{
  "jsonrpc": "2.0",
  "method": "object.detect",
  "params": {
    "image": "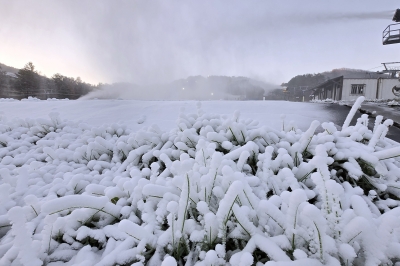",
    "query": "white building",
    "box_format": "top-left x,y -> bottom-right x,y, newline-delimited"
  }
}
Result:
312,76 -> 400,101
